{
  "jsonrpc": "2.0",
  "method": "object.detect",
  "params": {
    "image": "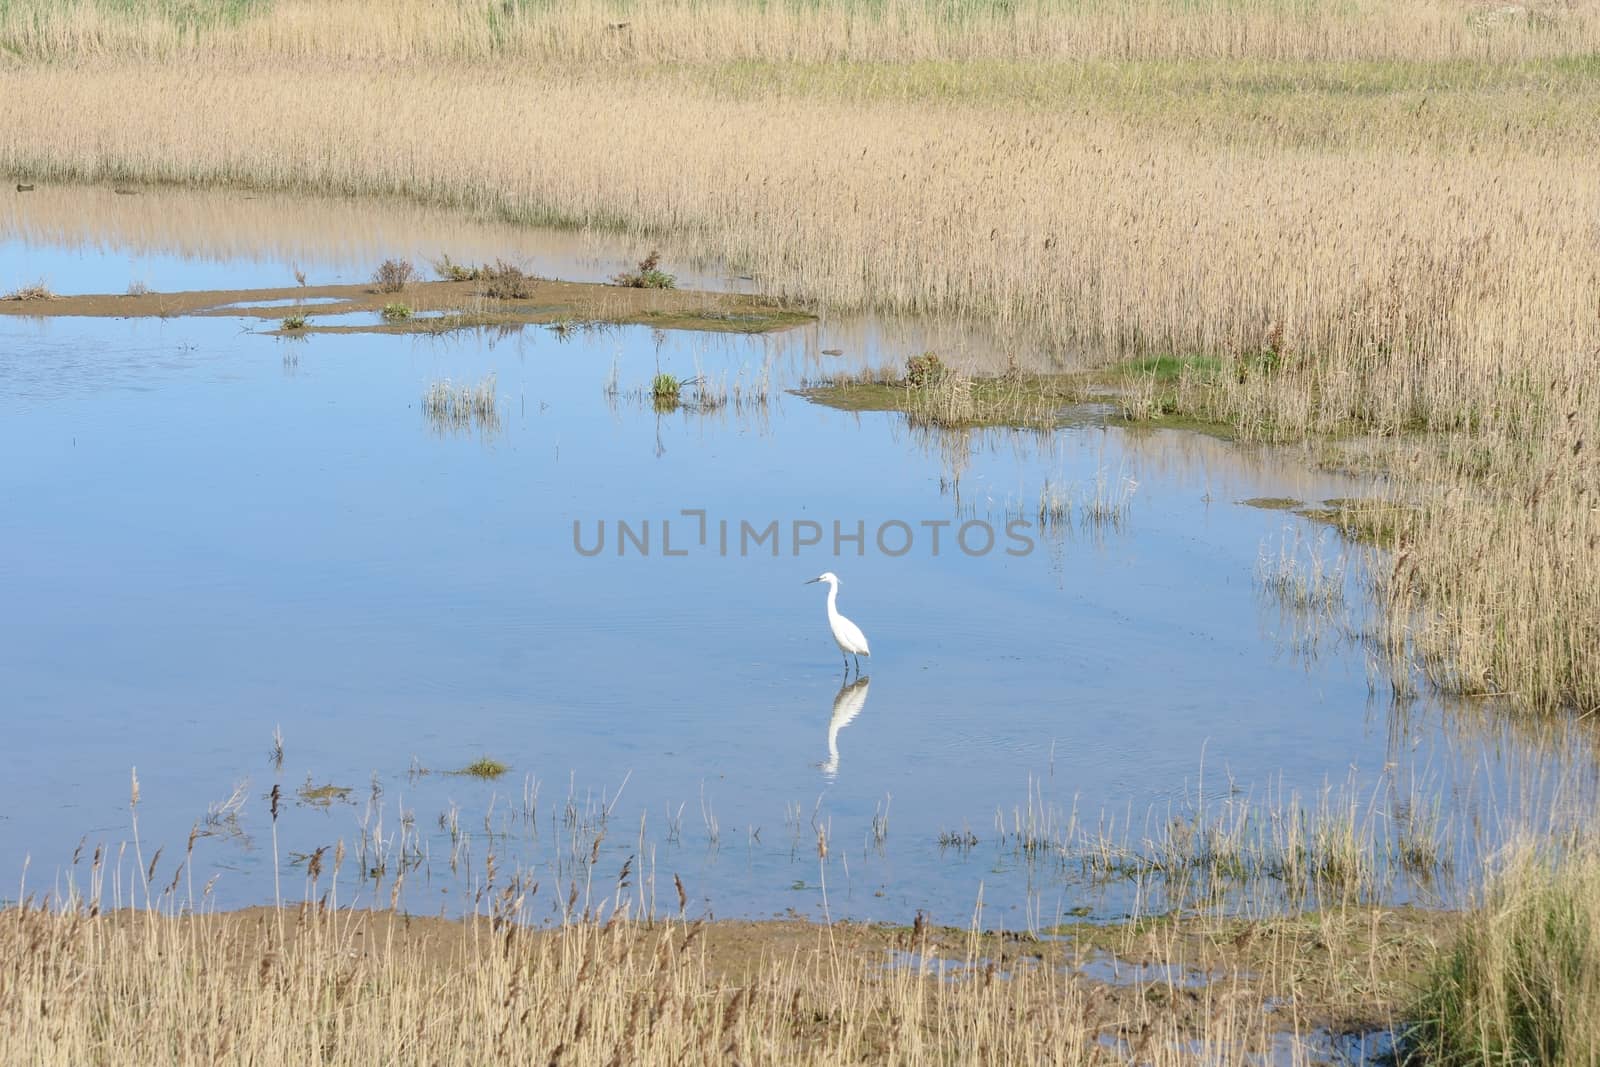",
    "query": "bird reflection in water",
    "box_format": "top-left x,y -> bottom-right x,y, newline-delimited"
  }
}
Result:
821,674 -> 871,781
